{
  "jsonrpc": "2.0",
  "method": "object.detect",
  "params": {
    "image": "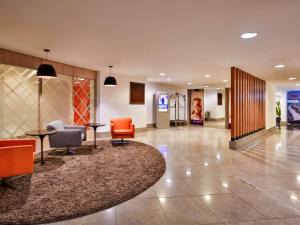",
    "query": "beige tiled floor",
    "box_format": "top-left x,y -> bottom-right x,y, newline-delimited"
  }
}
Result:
45,126 -> 300,225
